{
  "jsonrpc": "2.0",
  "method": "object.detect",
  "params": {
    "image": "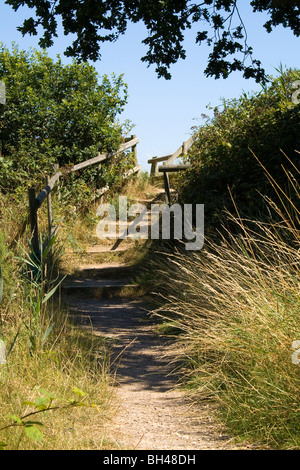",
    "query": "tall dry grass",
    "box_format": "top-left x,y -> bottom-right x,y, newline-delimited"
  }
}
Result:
0,195 -> 118,450
152,156 -> 300,449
